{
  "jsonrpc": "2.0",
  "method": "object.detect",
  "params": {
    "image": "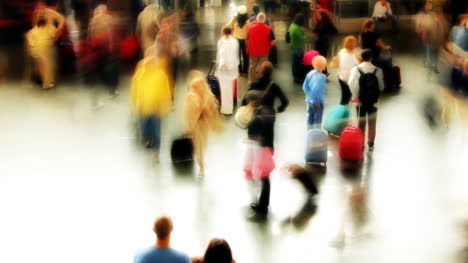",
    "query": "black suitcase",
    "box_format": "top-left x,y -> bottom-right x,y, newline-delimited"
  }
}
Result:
170,136 -> 194,163
207,61 -> 221,102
